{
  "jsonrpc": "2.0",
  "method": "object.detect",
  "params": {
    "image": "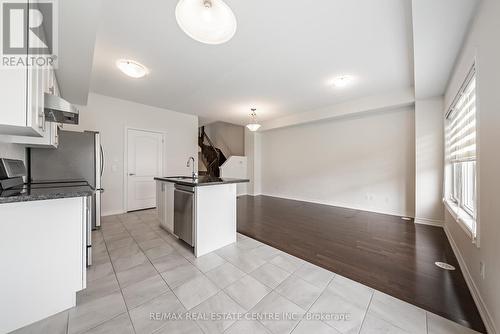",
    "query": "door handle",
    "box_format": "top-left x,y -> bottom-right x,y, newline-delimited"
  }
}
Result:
129,173 -> 135,176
